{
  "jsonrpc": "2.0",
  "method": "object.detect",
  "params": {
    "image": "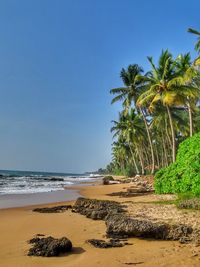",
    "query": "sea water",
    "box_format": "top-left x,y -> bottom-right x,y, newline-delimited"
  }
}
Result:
0,169 -> 99,195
